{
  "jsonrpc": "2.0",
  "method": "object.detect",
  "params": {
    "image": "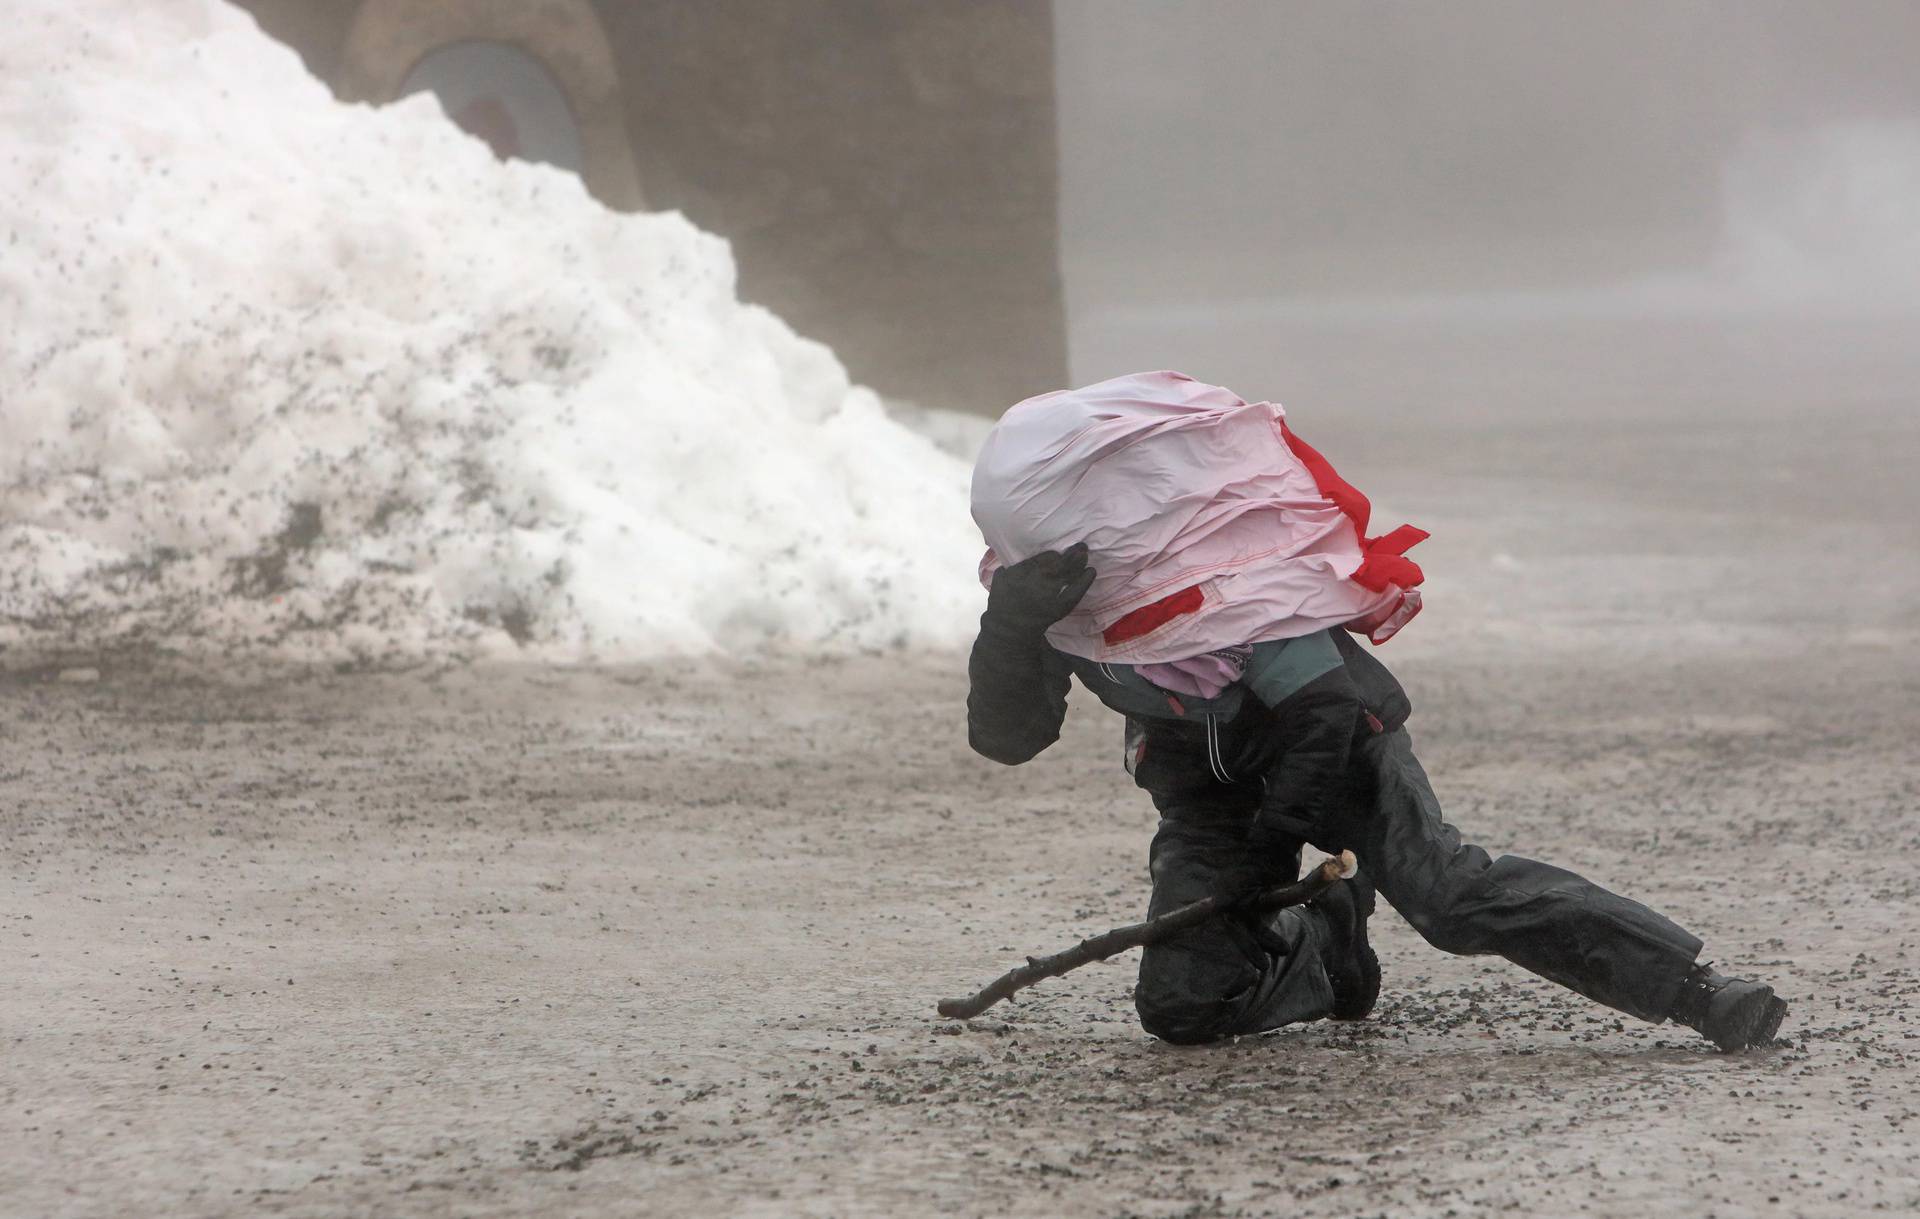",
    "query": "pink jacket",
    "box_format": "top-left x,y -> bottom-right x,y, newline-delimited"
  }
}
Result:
971,371 -> 1426,666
